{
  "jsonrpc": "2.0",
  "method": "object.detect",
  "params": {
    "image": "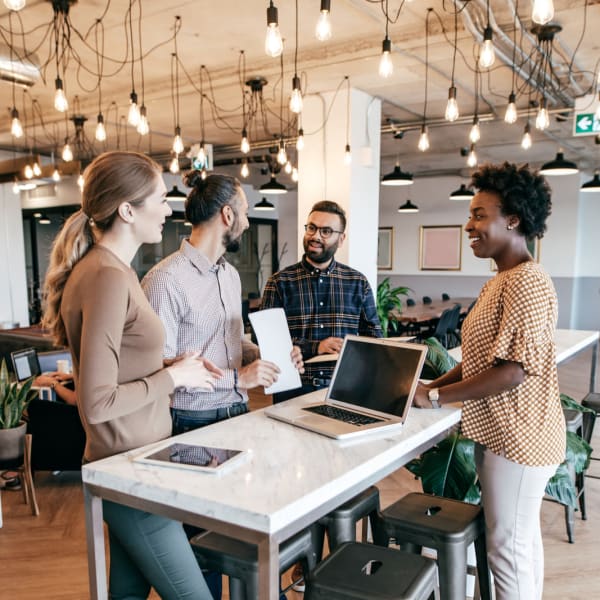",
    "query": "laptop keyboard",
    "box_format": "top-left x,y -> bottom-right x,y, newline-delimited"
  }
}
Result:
303,404 -> 383,426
